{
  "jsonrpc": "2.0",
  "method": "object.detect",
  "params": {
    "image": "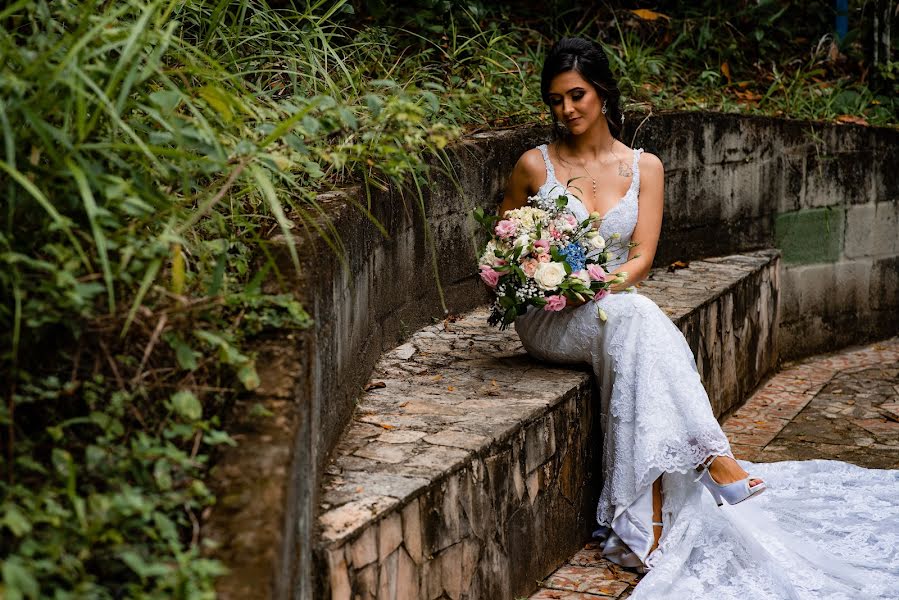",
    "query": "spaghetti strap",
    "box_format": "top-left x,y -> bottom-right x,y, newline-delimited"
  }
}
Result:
630,148 -> 644,196
537,144 -> 557,183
